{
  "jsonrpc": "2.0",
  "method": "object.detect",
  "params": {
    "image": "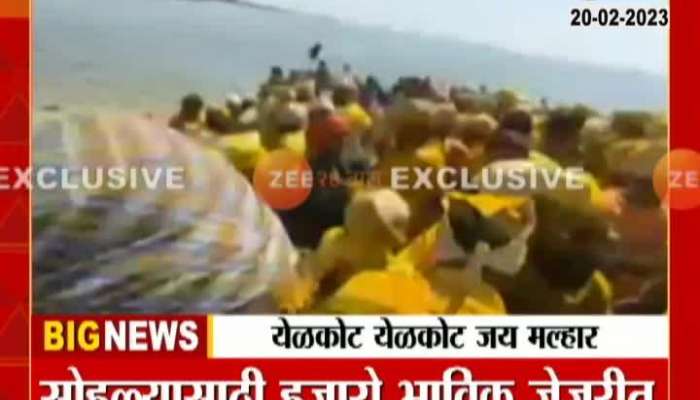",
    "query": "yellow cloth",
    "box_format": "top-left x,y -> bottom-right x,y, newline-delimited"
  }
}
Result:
217,131 -> 267,172
393,220 -> 441,273
562,271 -> 614,314
321,266 -> 449,314
374,140 -> 446,237
395,191 -> 530,273
448,192 -> 528,219
279,130 -> 306,157
415,140 -> 446,167
317,224 -> 509,314
339,103 -> 373,133
455,282 -> 507,314
314,227 -> 393,279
